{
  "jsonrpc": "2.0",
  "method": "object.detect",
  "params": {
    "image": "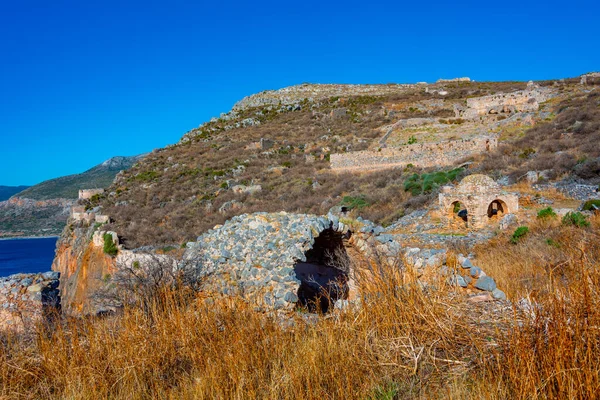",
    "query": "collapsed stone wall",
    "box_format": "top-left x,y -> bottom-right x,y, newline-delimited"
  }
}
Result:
330,136 -> 497,171
0,272 -> 60,333
459,87 -> 555,118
